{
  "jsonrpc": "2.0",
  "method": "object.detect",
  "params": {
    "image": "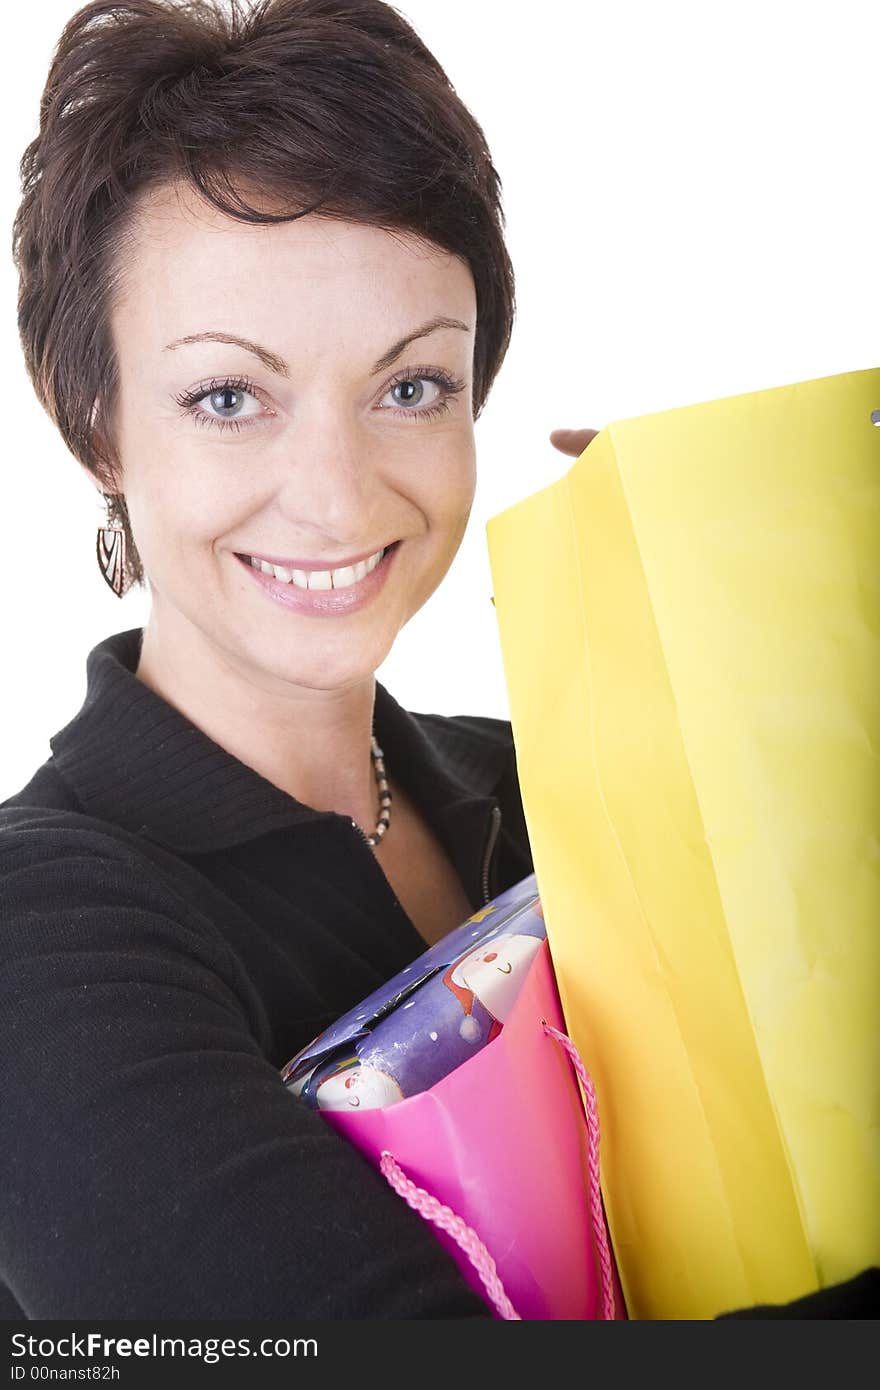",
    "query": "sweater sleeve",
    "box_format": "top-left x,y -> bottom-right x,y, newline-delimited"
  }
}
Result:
0,823 -> 492,1320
